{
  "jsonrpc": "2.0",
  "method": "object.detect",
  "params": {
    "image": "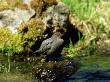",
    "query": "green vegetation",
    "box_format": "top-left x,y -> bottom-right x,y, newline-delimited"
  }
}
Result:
0,27 -> 23,54
62,0 -> 100,20
18,19 -> 47,55
60,0 -> 110,75
61,0 -> 110,57
0,0 -> 110,81
0,0 -> 28,11
0,19 -> 47,56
